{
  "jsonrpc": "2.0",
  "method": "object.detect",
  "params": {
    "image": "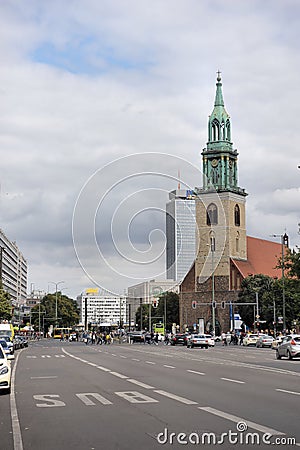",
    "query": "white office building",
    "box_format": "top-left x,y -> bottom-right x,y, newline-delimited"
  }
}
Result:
166,189 -> 197,281
78,289 -> 126,328
0,228 -> 27,304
